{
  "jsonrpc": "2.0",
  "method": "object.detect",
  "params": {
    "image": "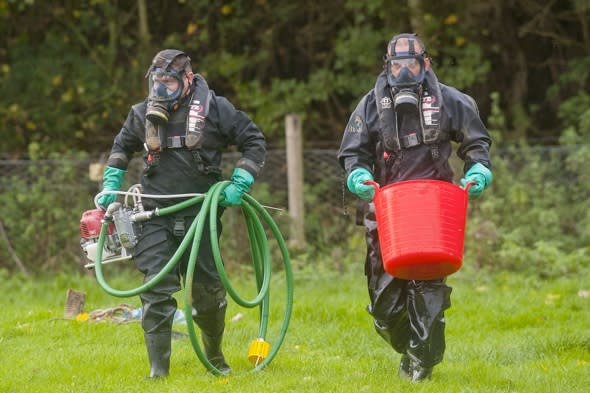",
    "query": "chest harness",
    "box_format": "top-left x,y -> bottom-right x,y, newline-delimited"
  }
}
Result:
144,74 -> 212,174
374,70 -> 444,160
